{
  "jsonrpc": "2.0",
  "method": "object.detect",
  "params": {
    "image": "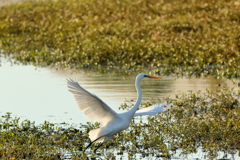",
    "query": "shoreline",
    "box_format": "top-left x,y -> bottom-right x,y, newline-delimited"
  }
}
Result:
0,0 -> 23,7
